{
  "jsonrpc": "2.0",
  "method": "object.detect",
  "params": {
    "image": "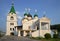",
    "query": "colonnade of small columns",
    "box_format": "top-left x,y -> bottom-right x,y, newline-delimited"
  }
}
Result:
15,27 -> 32,37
